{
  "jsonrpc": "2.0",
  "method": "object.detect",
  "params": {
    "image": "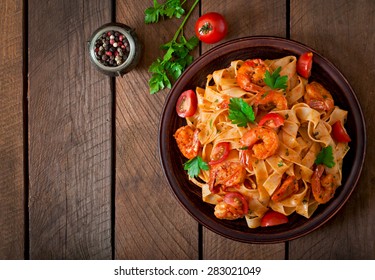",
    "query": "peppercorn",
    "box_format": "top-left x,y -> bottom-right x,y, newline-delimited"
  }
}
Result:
93,30 -> 131,67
